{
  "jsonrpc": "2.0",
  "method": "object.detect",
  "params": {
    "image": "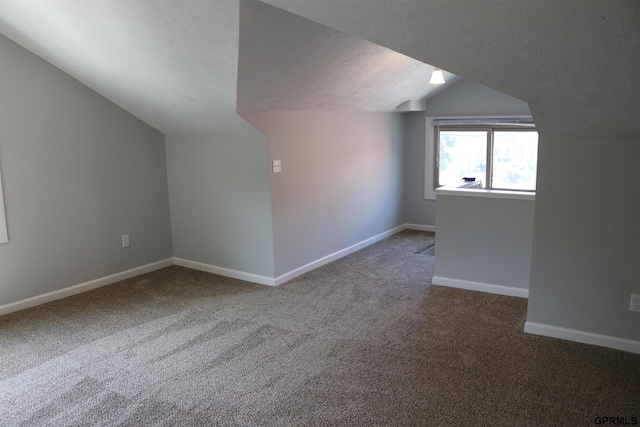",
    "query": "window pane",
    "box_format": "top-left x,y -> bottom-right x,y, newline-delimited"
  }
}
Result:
438,130 -> 487,187
491,131 -> 538,191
